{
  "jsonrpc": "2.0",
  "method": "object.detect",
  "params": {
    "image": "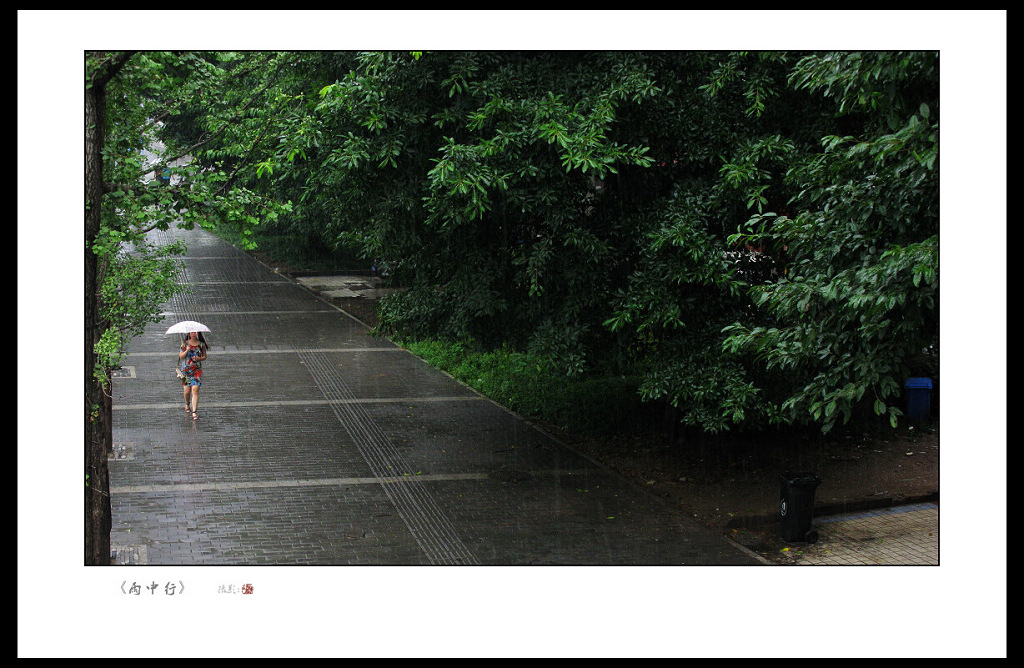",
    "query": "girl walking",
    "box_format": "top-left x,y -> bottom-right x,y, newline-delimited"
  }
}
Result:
179,331 -> 208,420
